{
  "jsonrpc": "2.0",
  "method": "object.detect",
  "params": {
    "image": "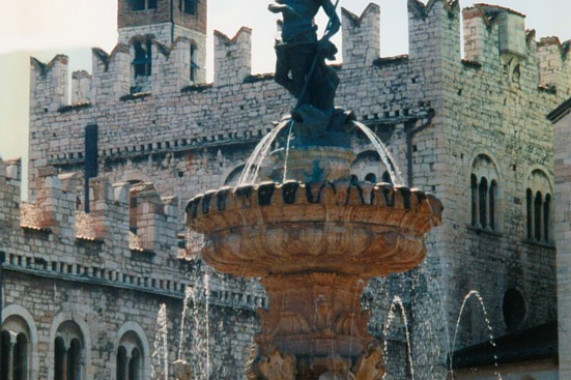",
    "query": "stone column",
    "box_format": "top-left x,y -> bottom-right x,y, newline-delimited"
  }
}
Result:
7,332 -> 17,380
124,352 -> 132,380
62,346 -> 68,380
